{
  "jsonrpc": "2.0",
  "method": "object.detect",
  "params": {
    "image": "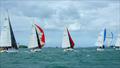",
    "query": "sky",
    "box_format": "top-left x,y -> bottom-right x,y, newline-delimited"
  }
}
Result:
0,0 -> 120,47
